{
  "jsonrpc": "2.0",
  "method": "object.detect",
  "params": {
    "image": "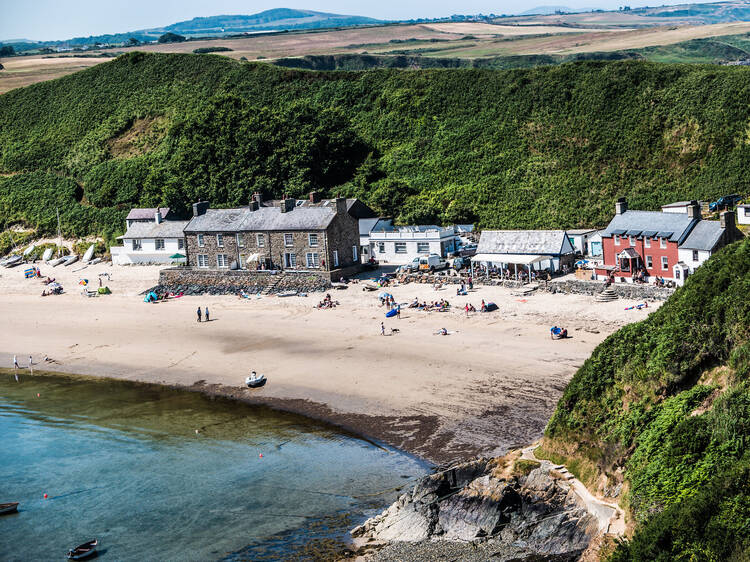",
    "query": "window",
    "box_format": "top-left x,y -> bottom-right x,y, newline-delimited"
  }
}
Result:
132,239 -> 142,251
155,239 -> 165,250
629,236 -> 635,247
308,233 -> 318,247
692,250 -> 699,262
284,233 -> 294,247
256,233 -> 265,247
197,254 -> 208,268
417,242 -> 430,253
178,239 -> 184,250
644,237 -> 651,248
660,237 -> 666,249
306,252 -> 319,268
352,245 -> 358,262
284,253 -> 296,268
378,242 -> 385,254
745,207 -> 750,217
614,235 -> 620,246
661,256 -> 669,270
646,255 -> 653,269
333,250 -> 339,267
217,254 -> 228,268
236,233 -> 244,247
216,234 -> 224,247
197,234 -> 205,247
238,254 -> 245,269
394,242 -> 407,254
